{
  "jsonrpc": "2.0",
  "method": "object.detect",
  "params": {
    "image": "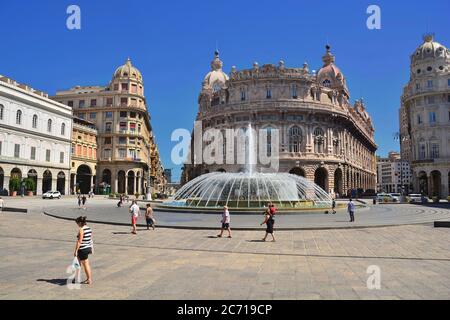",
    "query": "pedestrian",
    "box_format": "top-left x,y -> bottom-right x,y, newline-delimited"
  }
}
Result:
217,206 -> 232,238
261,208 -> 276,242
129,200 -> 140,234
117,195 -> 123,207
268,202 -> 276,215
332,199 -> 336,214
73,216 -> 93,285
0,197 -> 4,212
81,194 -> 87,210
77,194 -> 82,208
347,198 -> 356,222
145,204 -> 156,230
